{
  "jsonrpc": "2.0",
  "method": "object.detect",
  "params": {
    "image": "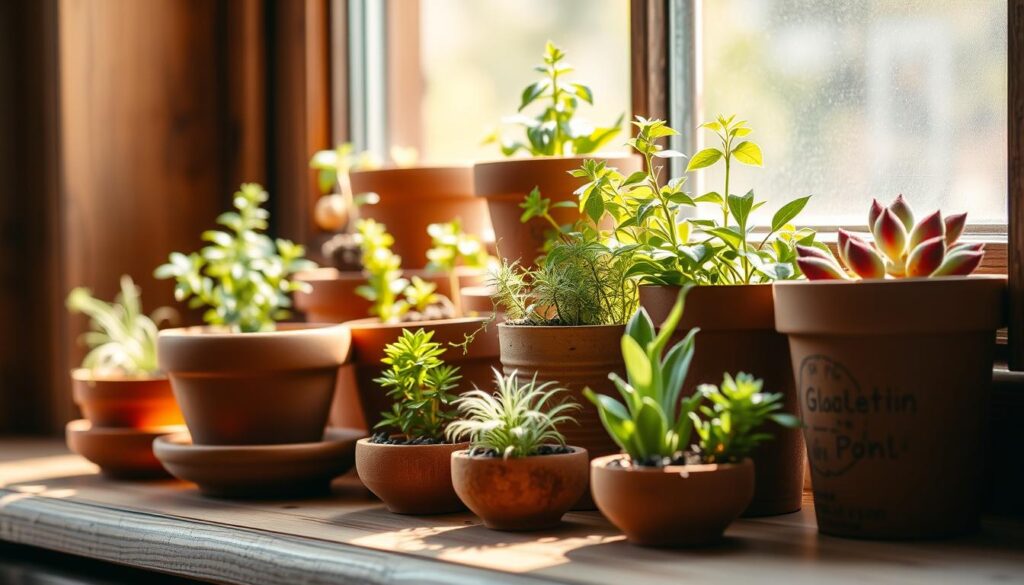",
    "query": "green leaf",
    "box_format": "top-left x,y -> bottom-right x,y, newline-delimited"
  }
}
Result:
727,191 -> 755,230
770,196 -> 812,232
653,149 -> 687,159
571,83 -> 593,105
685,148 -> 723,171
694,192 -> 723,205
634,398 -> 668,457
621,335 -> 652,391
519,80 -> 549,111
732,141 -> 763,166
